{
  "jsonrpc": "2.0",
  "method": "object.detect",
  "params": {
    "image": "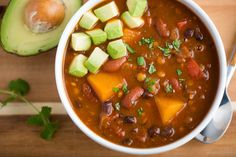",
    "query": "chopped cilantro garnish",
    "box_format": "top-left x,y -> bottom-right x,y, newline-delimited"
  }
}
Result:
112,87 -> 120,93
176,69 -> 182,76
137,107 -> 144,117
165,83 -> 173,93
158,46 -> 171,57
139,37 -> 155,49
124,43 -> 136,54
114,103 -> 121,111
148,63 -> 157,74
137,56 -> 146,66
122,84 -> 129,94
145,78 -> 157,92
172,39 -> 182,51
